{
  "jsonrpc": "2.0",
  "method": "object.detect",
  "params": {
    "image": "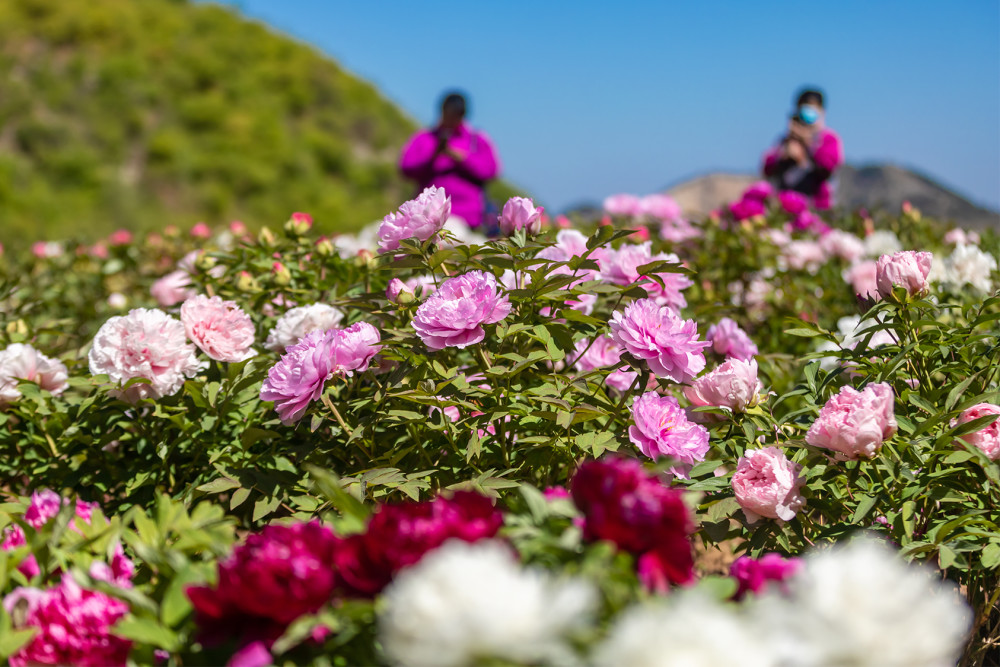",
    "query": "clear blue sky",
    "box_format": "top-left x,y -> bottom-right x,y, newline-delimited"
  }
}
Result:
214,0 -> 1000,212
